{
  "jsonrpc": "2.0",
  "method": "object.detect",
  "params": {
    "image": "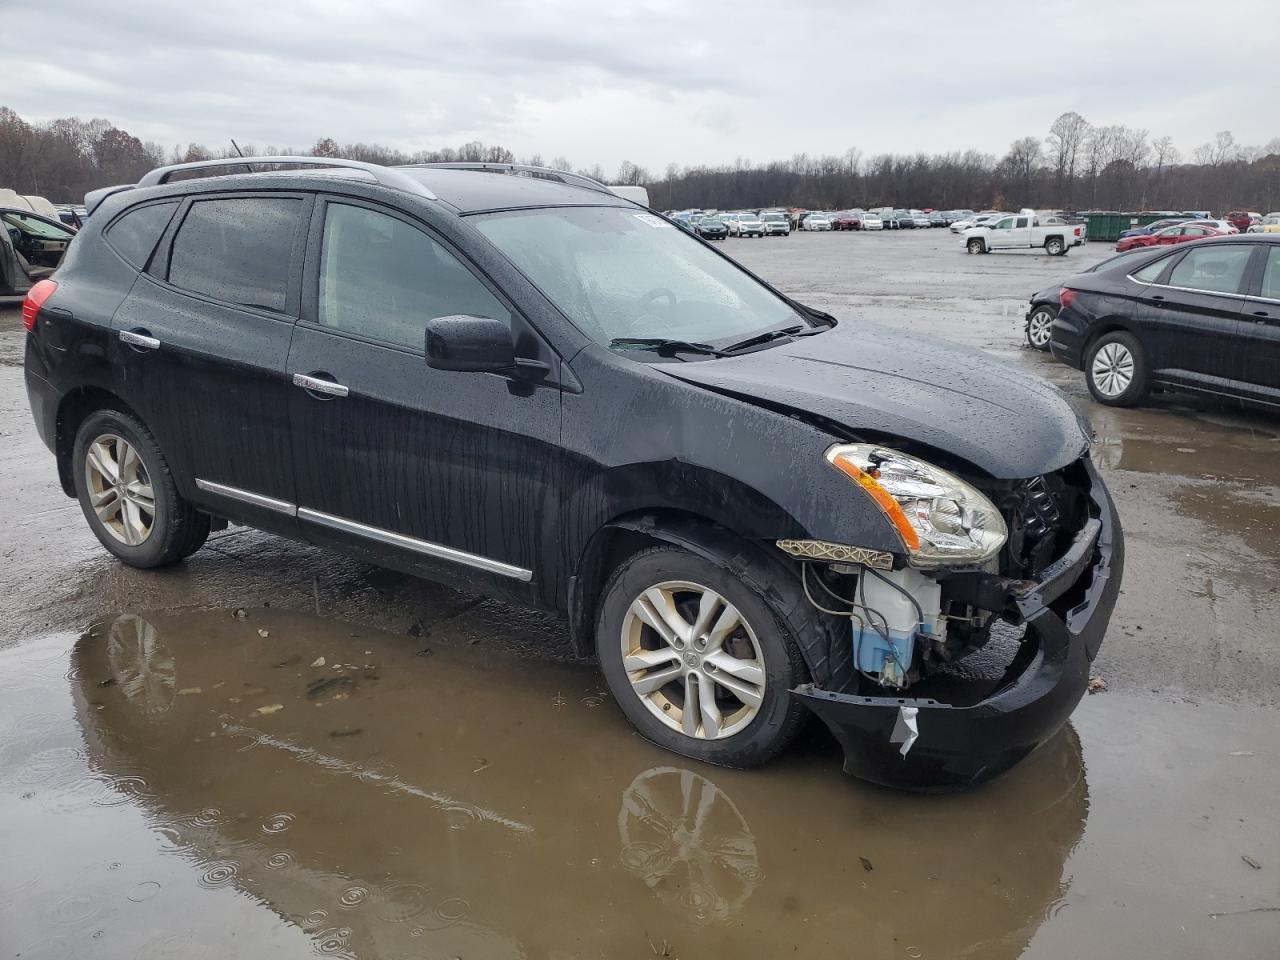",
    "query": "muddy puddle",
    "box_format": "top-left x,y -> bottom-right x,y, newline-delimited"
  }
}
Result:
2,609 -> 1277,959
